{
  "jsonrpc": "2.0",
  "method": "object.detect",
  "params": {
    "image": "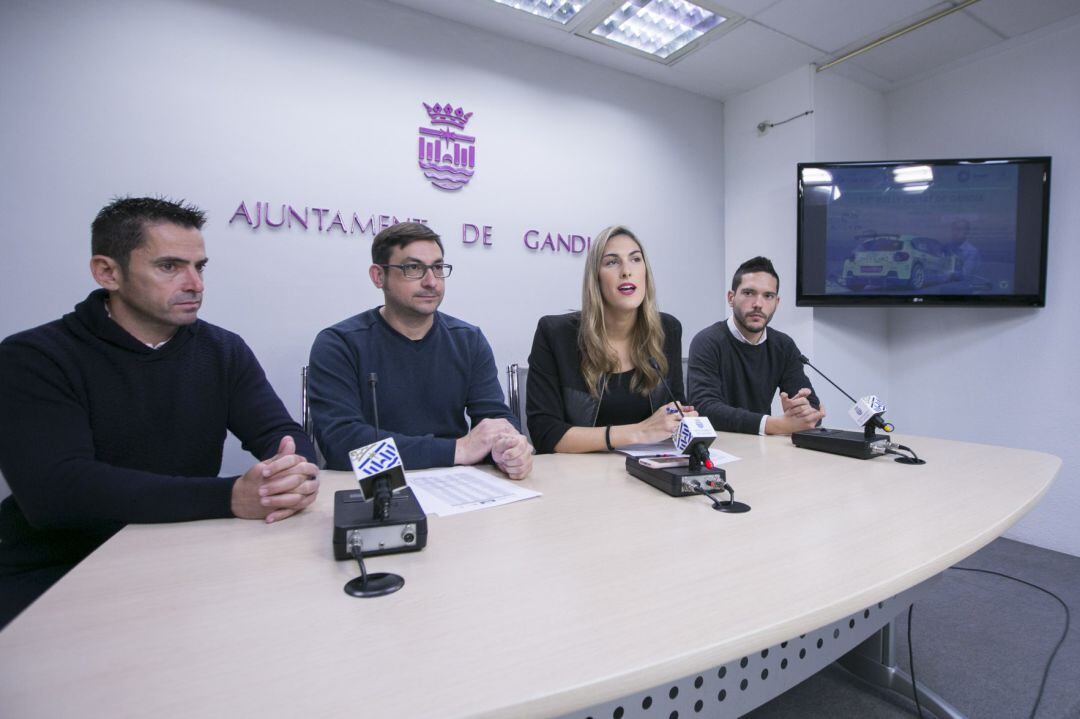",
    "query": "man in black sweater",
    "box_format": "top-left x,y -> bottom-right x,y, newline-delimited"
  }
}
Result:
688,256 -> 825,435
0,197 -> 319,630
